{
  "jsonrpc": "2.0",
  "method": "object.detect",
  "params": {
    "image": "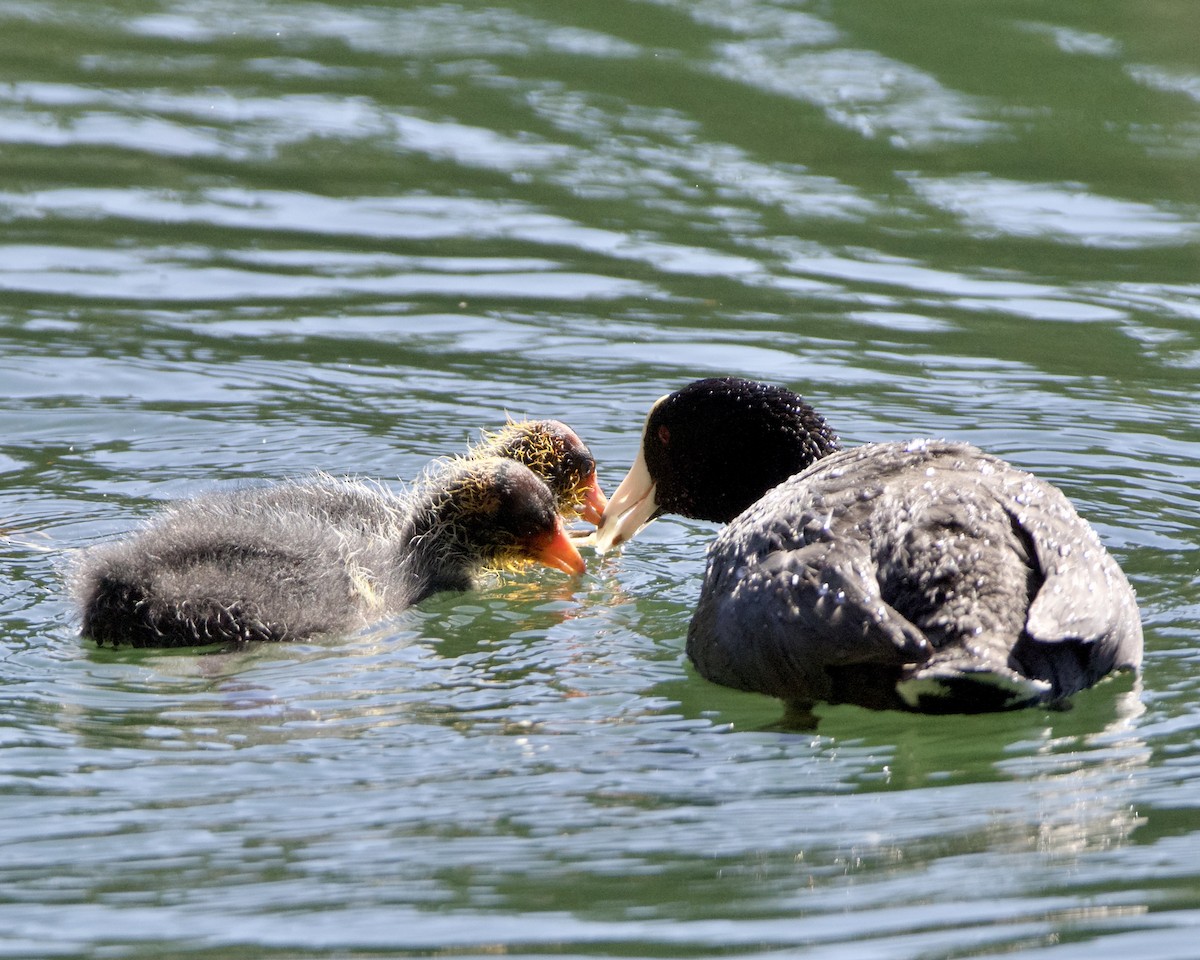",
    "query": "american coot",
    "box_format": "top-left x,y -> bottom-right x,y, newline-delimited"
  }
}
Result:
467,418 -> 607,524
74,425 -> 594,648
595,377 -> 1142,714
